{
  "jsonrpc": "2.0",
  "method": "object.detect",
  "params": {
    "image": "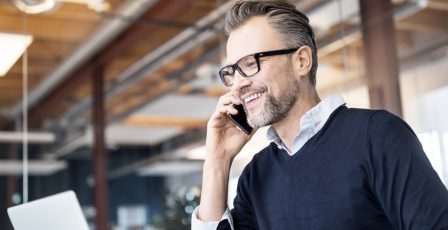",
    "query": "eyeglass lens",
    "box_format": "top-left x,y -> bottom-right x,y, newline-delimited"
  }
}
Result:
220,55 -> 259,86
